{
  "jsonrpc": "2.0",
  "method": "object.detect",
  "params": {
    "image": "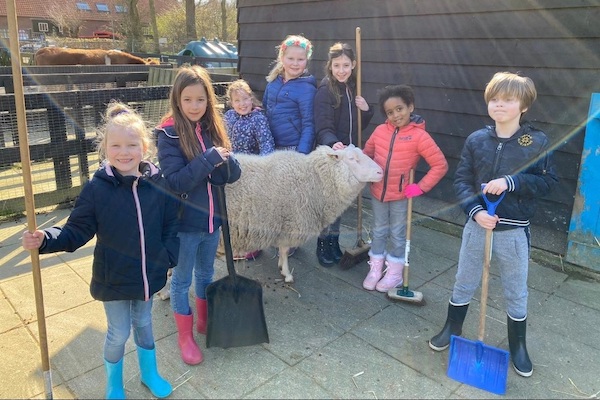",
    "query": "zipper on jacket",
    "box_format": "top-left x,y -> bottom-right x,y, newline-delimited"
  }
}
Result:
491,141 -> 504,178
380,127 -> 399,201
345,85 -> 353,145
195,123 -> 215,233
132,178 -> 150,301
